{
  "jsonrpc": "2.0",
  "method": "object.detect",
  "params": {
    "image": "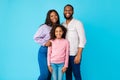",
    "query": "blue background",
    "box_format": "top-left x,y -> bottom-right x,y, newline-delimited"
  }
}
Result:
0,0 -> 120,80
